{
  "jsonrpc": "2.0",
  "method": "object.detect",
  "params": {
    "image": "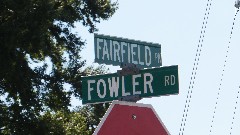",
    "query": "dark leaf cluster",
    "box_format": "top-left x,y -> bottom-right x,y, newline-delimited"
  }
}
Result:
0,0 -> 117,134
